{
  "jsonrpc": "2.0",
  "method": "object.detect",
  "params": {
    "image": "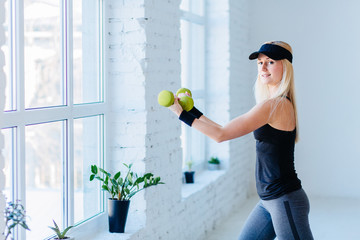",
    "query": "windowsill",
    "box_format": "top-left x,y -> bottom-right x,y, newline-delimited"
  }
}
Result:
71,170 -> 225,240
70,210 -> 145,240
181,169 -> 226,199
